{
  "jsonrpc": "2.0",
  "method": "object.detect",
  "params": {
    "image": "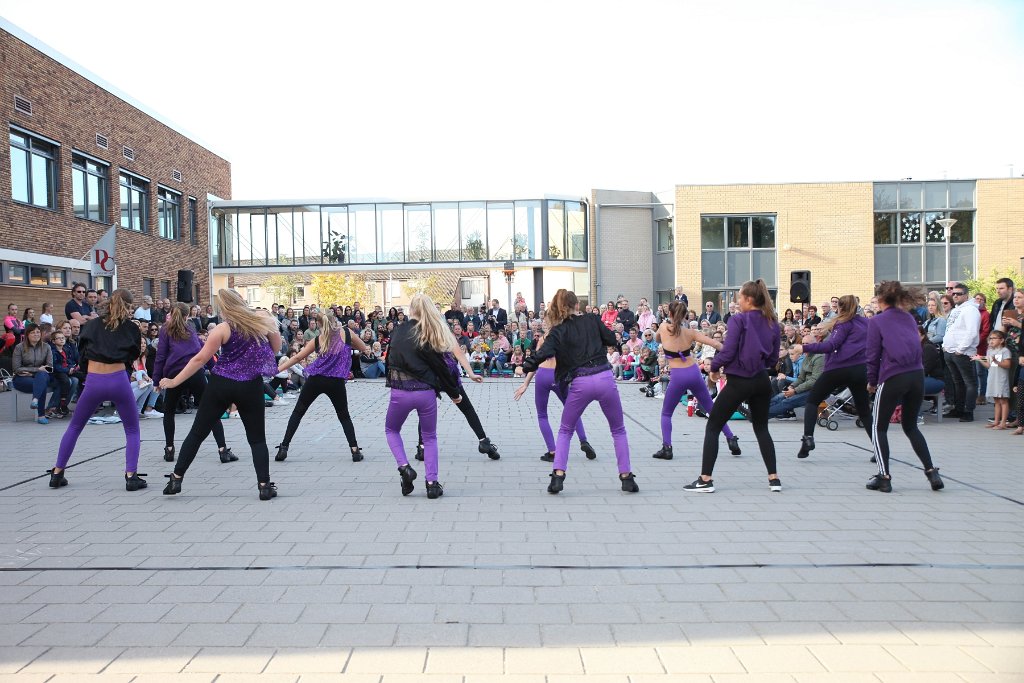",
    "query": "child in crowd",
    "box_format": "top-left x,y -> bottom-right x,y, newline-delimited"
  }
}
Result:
608,346 -> 622,379
39,303 -> 54,326
509,347 -> 524,377
974,330 -> 1012,429
470,346 -> 487,375
620,344 -> 635,380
